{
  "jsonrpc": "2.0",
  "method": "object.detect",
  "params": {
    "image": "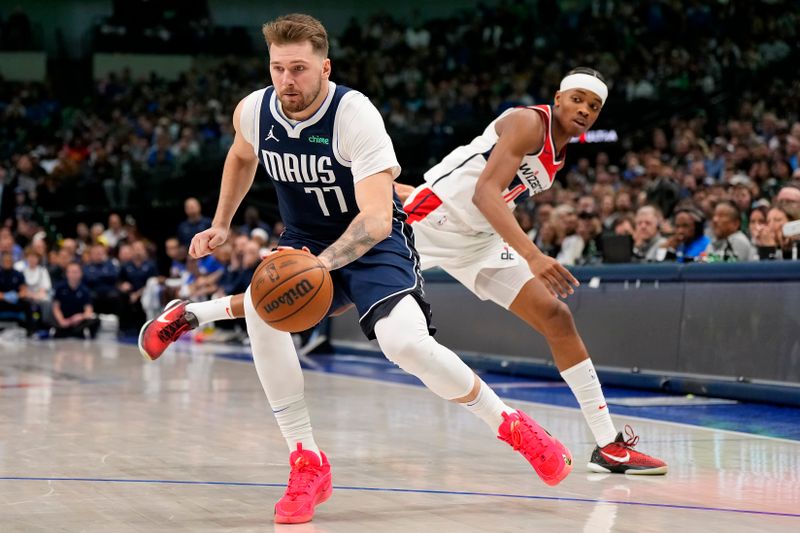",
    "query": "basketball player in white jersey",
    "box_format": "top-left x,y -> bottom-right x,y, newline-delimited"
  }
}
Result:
398,68 -> 666,475
141,63 -> 666,486
142,14 -> 573,524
